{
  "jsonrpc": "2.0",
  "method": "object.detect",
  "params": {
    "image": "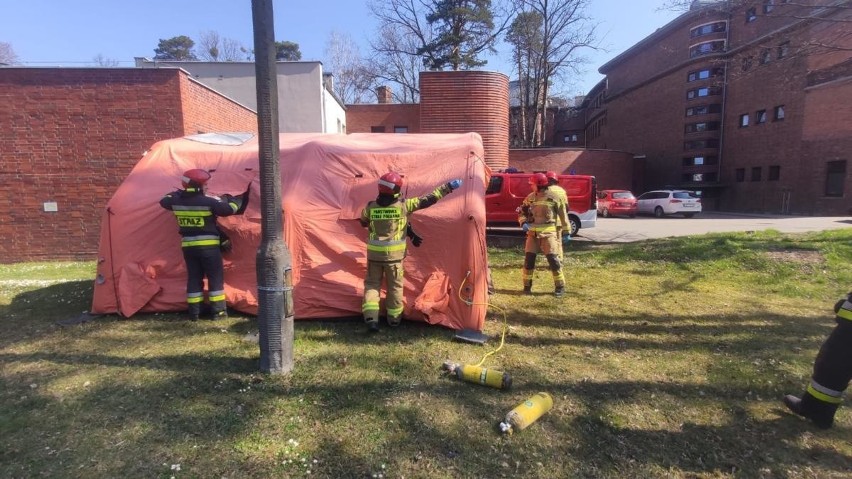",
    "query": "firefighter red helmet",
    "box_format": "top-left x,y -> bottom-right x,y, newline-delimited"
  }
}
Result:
378,171 -> 403,196
545,171 -> 558,181
181,169 -> 211,189
530,173 -> 548,188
